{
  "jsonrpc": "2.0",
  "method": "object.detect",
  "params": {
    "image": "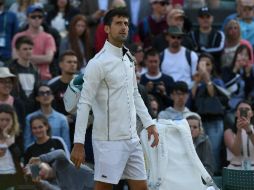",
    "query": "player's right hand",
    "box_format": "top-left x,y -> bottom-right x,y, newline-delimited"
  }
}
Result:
70,143 -> 85,169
